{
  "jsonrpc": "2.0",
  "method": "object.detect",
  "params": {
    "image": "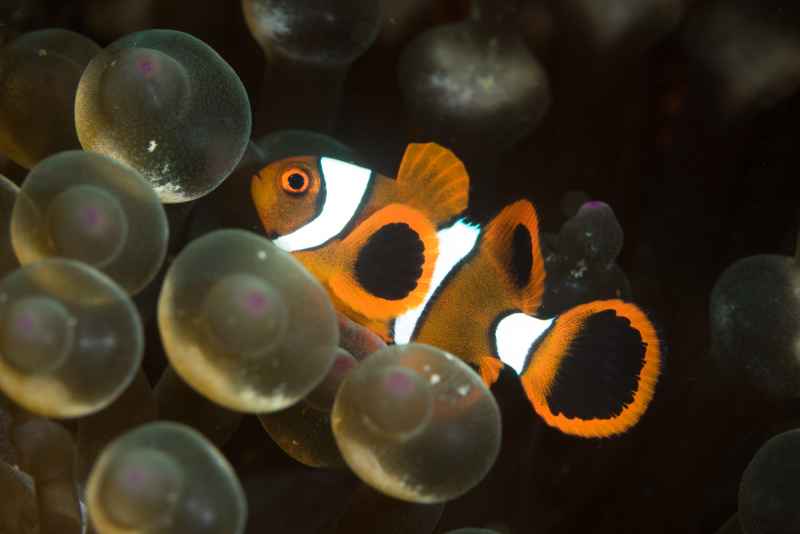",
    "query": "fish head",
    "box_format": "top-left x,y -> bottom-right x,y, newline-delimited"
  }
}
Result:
251,155 -> 324,239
